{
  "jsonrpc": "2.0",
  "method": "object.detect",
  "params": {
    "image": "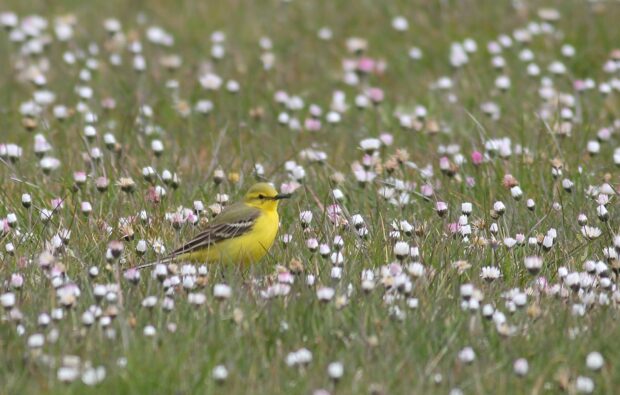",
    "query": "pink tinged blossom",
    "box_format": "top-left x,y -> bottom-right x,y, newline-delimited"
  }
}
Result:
280,181 -> 301,194
34,134 -> 52,155
421,184 -> 434,198
535,277 -> 548,291
51,198 -> 64,210
436,201 -> 448,216
573,79 -> 588,91
186,212 -> 198,225
123,268 -> 140,284
10,273 -> 24,289
304,118 -> 322,131
327,204 -> 342,223
388,262 -> 403,277
379,132 -> 393,146
146,186 -> 161,203
356,57 -> 375,74
261,283 -> 291,299
317,287 -> 335,302
439,156 -> 450,171
73,171 -> 87,184
367,87 -> 384,103
1,219 -> 9,234
278,271 -> 295,284
471,151 -> 484,165
447,223 -> 460,234
374,60 -> 387,74
465,177 -> 476,187
361,154 -> 375,168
